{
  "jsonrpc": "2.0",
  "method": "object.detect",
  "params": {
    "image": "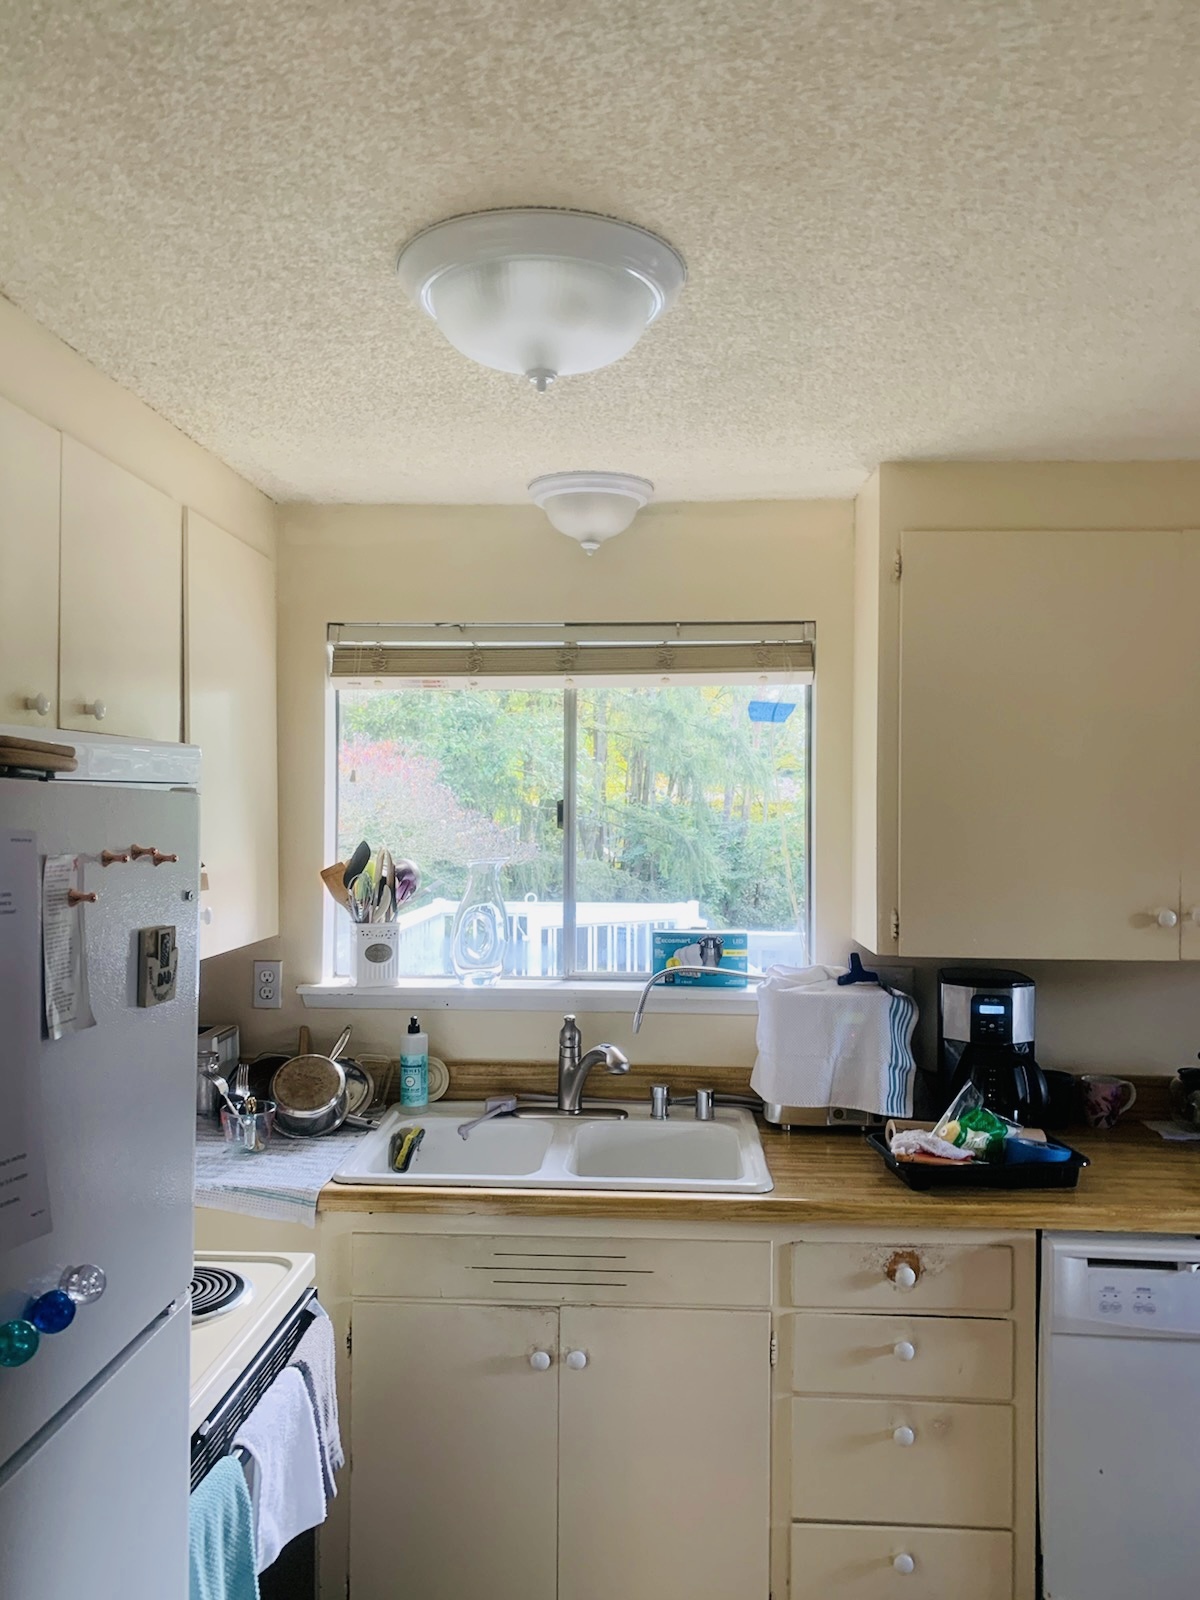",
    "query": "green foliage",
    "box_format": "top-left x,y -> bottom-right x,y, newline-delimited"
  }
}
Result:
338,683 -> 808,933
